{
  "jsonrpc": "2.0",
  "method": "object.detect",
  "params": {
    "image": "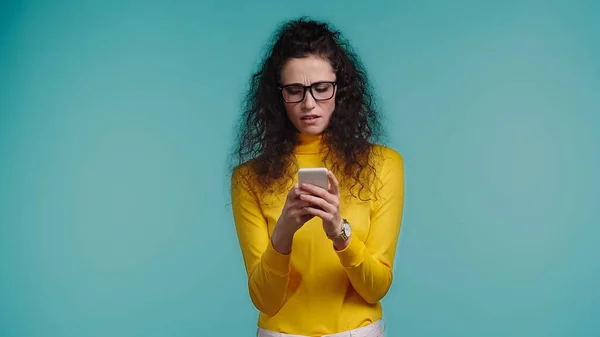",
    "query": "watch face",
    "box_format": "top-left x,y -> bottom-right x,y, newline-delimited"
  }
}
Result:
343,222 -> 351,236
